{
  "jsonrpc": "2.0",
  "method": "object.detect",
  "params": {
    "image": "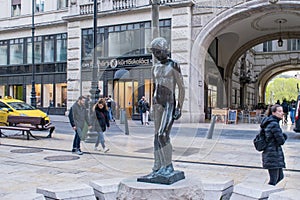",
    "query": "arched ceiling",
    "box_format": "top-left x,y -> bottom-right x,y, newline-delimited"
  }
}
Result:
204,0 -> 300,77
